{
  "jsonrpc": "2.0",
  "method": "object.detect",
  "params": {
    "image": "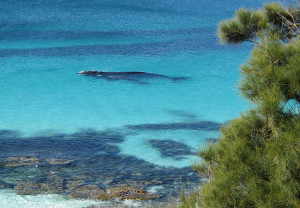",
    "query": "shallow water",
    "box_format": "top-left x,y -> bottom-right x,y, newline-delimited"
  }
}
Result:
0,0 -> 265,206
